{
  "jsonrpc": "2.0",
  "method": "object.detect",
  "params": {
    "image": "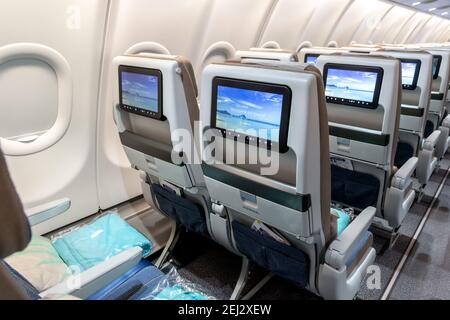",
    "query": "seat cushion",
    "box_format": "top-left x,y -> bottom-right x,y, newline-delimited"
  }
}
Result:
87,260 -> 164,300
331,165 -> 380,210
394,142 -> 415,168
424,120 -> 435,139
1,260 -> 41,300
5,235 -> 71,292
